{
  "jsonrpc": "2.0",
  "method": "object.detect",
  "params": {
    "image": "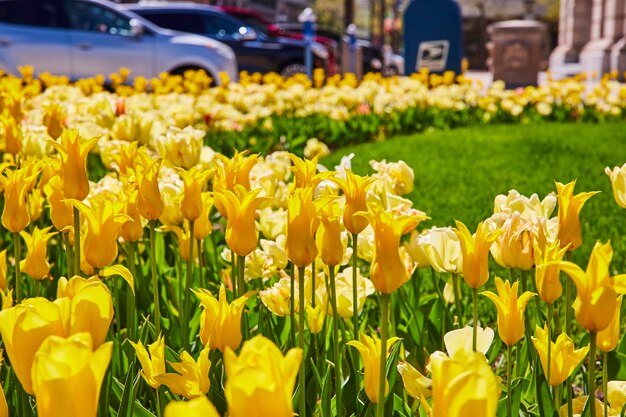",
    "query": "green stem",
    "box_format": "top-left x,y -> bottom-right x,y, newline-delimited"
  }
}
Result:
13,231 -> 21,302
377,293 -> 391,417
548,302 -> 553,388
150,220 -> 161,336
298,265 -> 307,417
126,242 -> 137,341
507,343 -> 513,417
352,233 -> 359,340
472,287 -> 478,351
329,267 -> 343,417
155,386 -> 162,417
238,254 -> 249,340
589,331 -> 597,417
290,263 -> 295,348
431,270 -> 454,327
73,206 -> 81,277
602,352 -> 609,417
231,251 -> 237,297
197,238 -> 204,289
565,255 -> 573,417
63,231 -> 73,277
183,220 -> 195,349
453,274 -> 463,328
311,260 -> 316,307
